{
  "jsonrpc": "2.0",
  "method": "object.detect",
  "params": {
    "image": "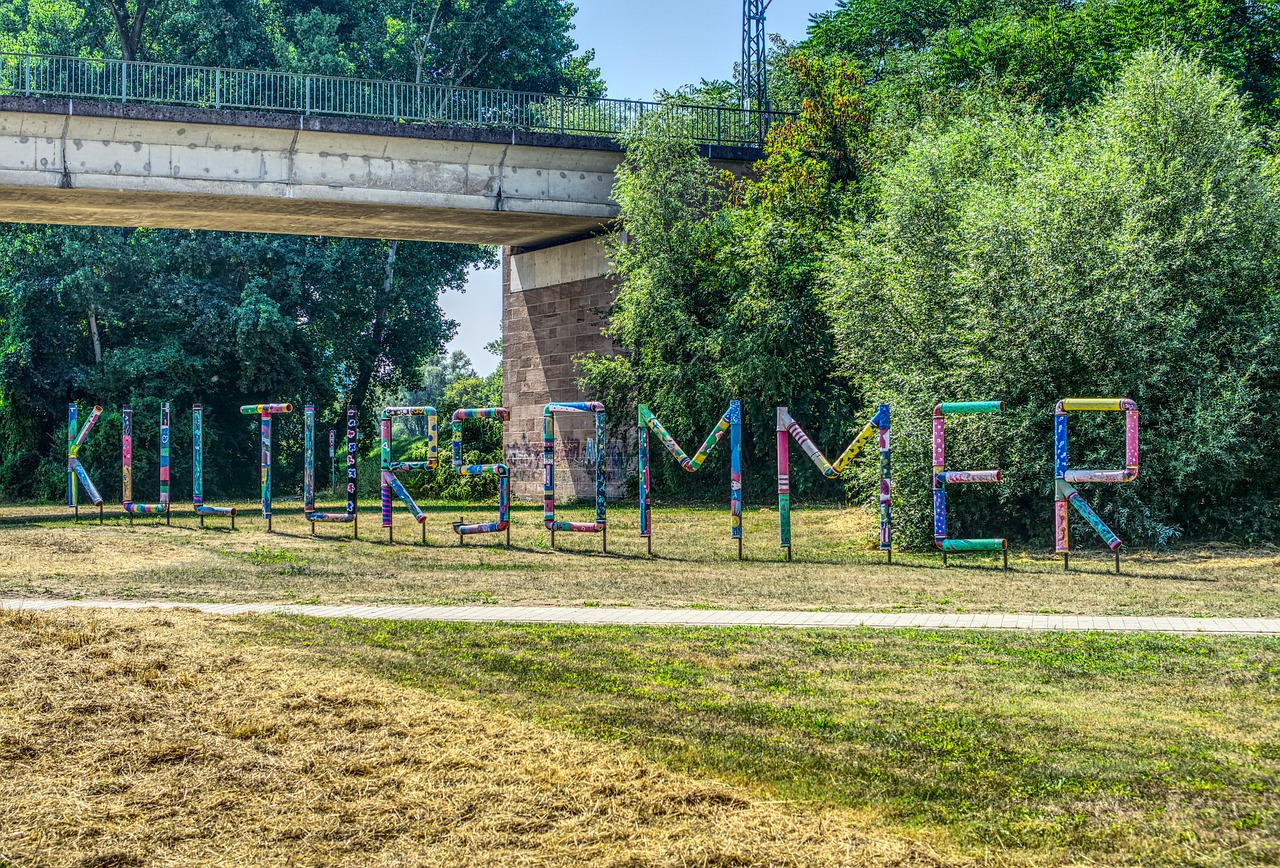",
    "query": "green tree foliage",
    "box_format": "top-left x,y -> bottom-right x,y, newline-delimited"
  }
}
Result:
822,48 -> 1280,546
578,99 -> 858,502
806,0 -> 1280,121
